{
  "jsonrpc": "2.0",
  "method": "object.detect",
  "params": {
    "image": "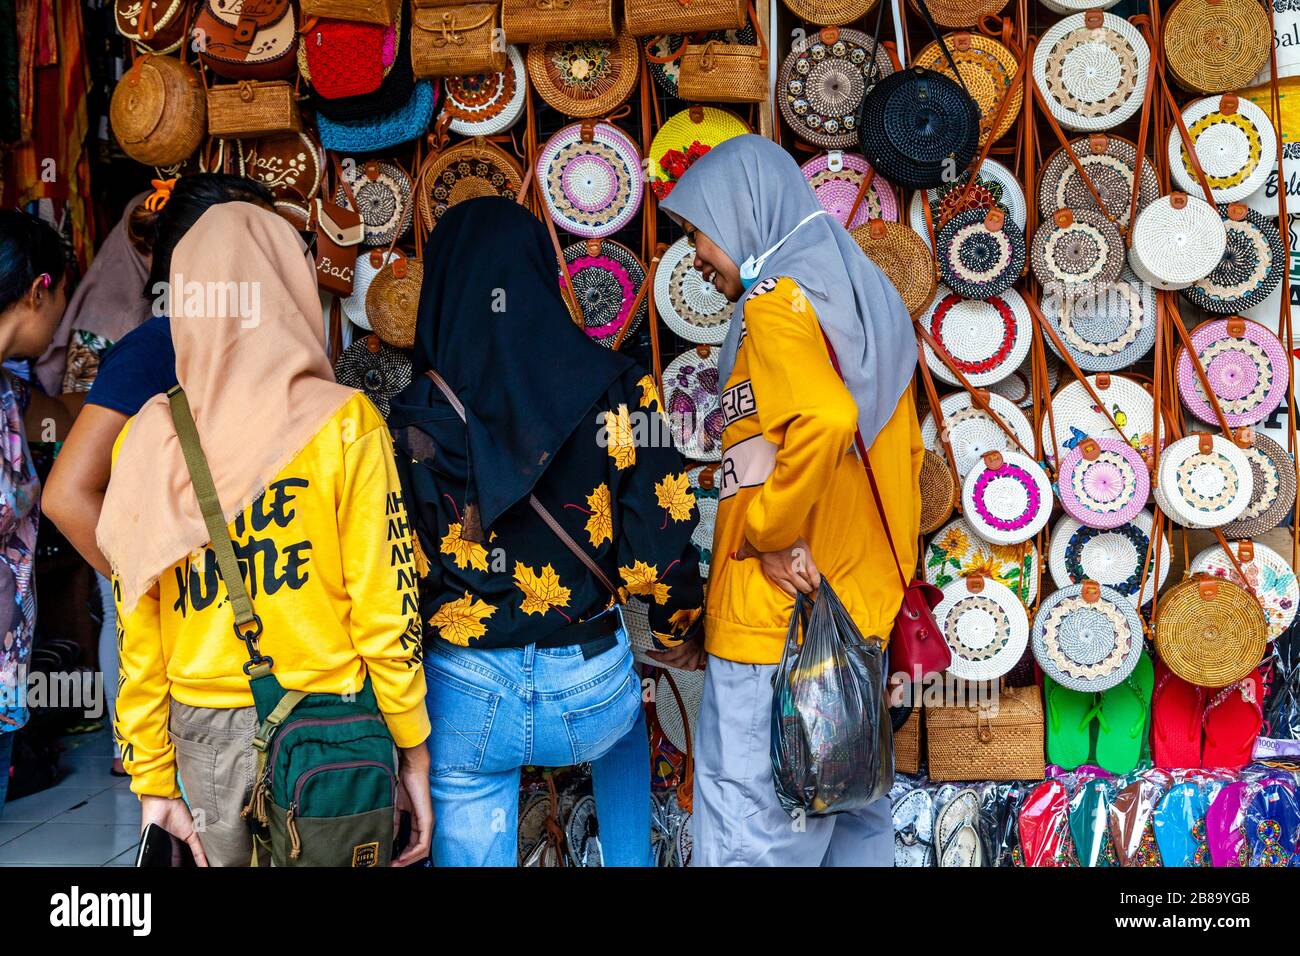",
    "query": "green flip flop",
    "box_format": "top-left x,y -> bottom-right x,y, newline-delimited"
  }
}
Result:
1044,676 -> 1096,770
1094,651 -> 1155,775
